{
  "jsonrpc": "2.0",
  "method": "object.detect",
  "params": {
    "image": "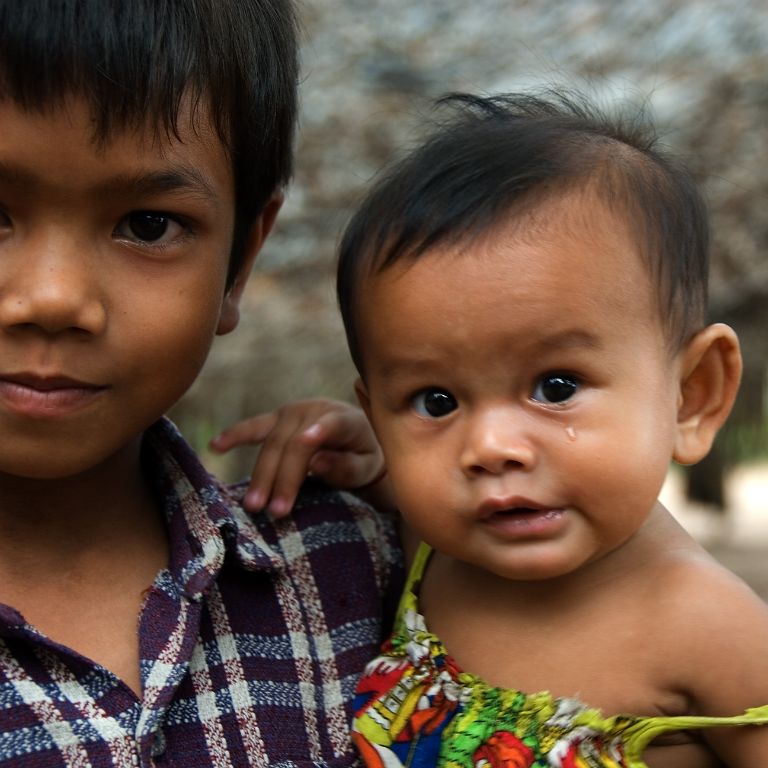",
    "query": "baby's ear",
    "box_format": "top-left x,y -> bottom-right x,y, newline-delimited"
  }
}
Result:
673,323 -> 742,465
217,194 -> 283,335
